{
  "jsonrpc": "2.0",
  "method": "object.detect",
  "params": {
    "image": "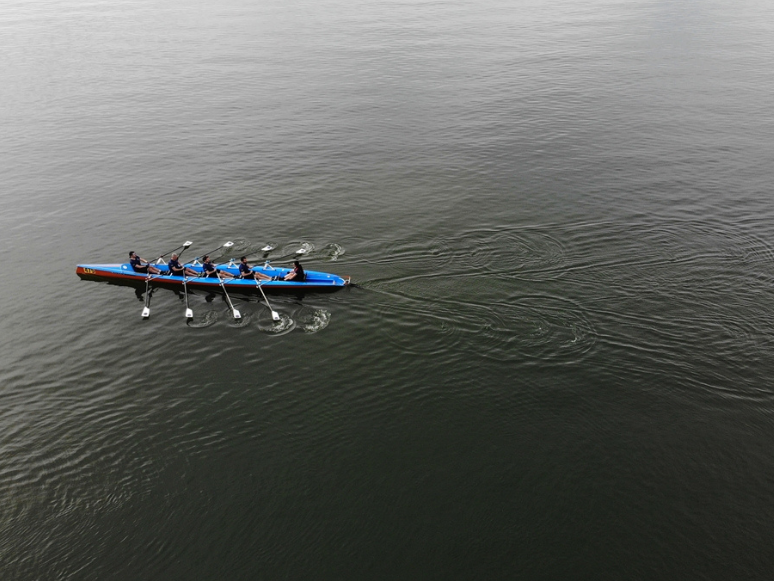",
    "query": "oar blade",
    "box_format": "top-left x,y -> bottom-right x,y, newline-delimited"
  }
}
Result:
185,308 -> 193,319
271,310 -> 280,321
142,306 -> 150,318
232,308 -> 241,320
